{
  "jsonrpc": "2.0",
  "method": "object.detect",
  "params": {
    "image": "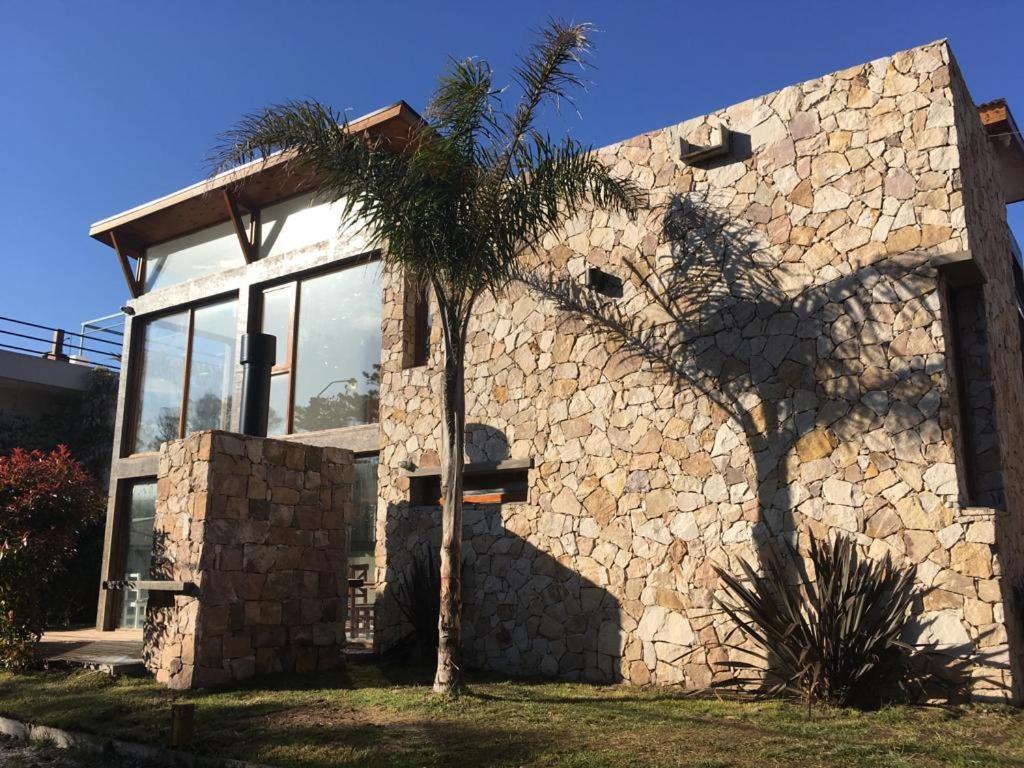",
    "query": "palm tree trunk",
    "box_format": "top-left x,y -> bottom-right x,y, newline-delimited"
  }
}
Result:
433,306 -> 465,695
